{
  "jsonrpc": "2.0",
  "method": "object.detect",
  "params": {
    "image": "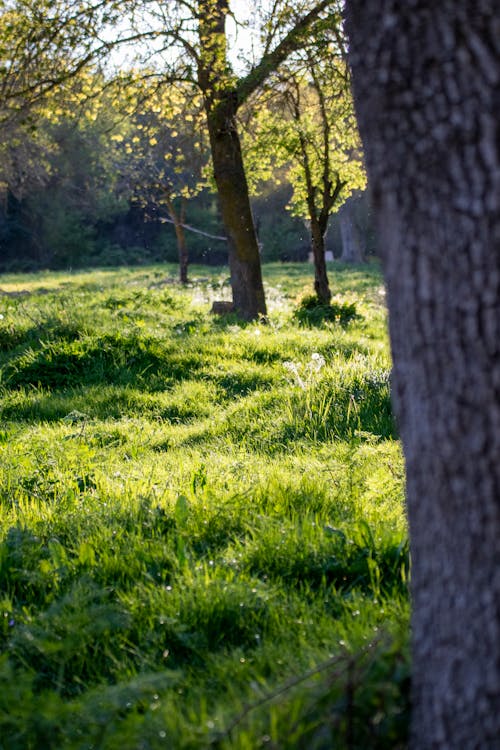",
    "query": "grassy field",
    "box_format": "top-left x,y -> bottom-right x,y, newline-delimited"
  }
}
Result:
0,262 -> 409,749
